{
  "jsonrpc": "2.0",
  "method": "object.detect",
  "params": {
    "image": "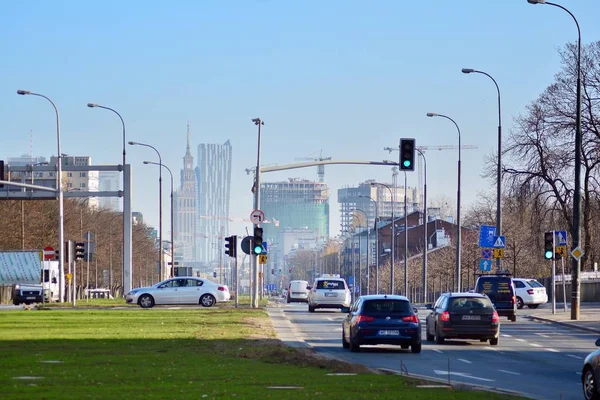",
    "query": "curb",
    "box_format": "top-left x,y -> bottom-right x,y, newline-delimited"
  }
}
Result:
525,315 -> 600,334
